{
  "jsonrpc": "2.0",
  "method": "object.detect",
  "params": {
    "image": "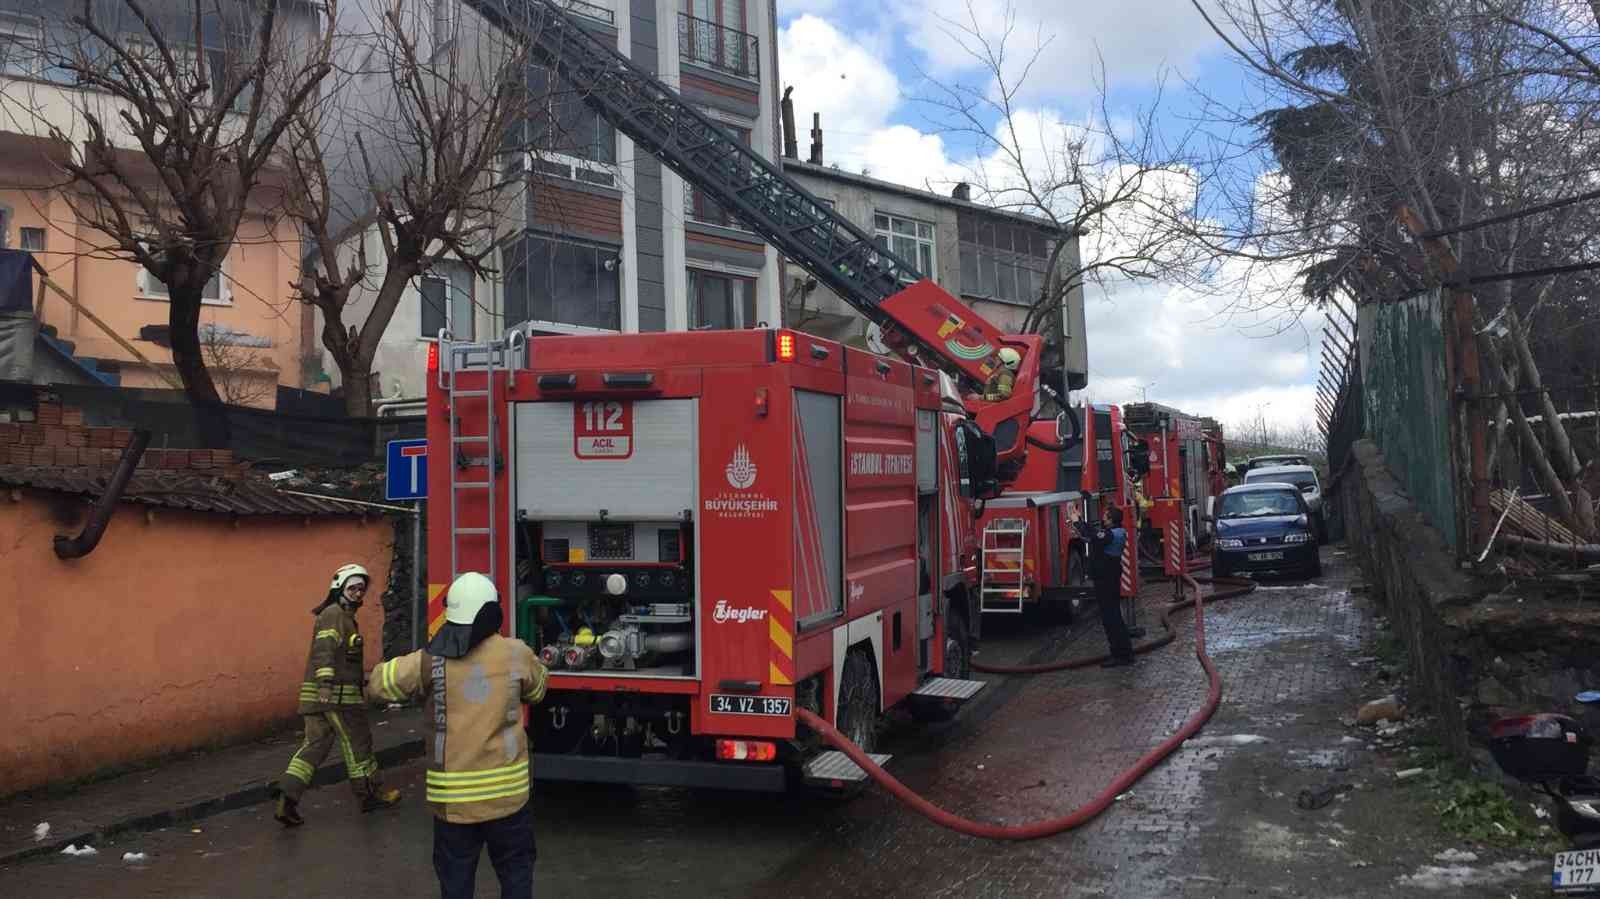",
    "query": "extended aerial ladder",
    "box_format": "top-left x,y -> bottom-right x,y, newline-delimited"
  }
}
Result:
463,0 -> 1051,476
